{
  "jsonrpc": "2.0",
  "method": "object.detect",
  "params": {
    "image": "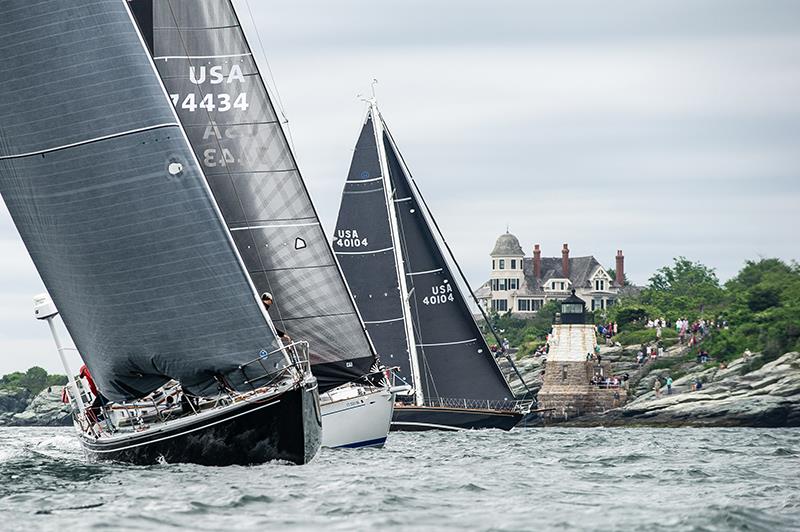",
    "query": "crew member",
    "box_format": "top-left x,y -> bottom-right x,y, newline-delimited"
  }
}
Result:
261,292 -> 291,342
79,364 -> 107,422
